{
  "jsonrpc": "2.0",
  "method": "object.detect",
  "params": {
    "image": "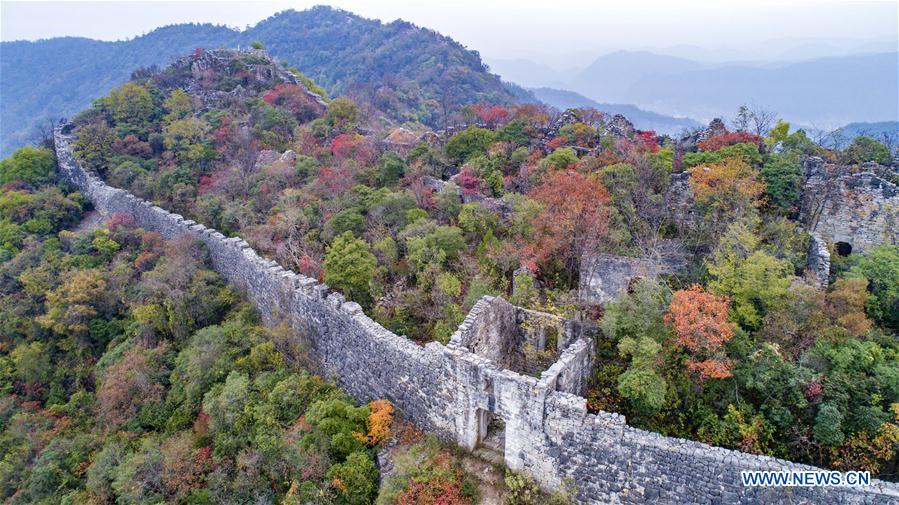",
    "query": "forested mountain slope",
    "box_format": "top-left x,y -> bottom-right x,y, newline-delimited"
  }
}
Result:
1,6 -> 523,156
